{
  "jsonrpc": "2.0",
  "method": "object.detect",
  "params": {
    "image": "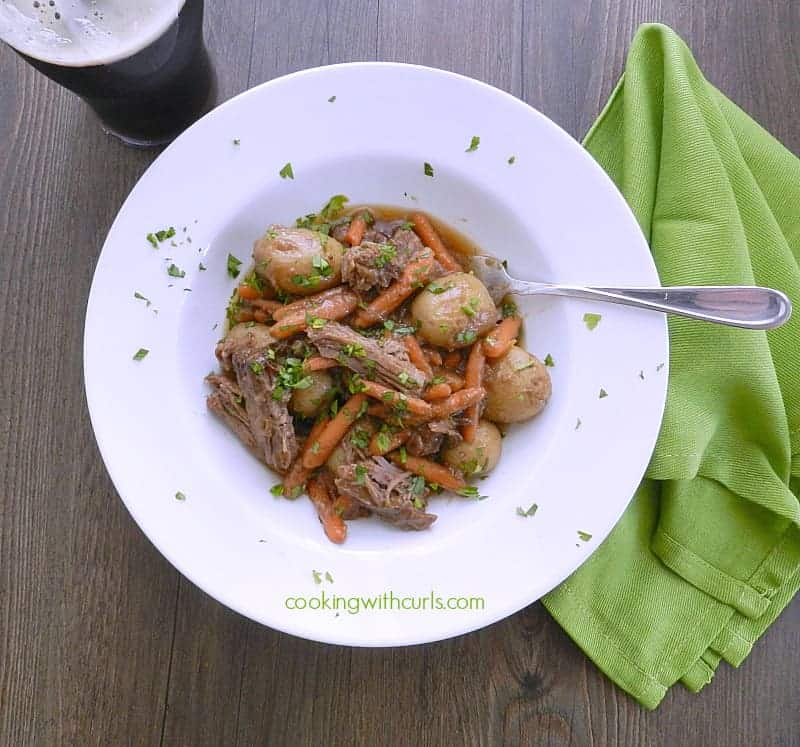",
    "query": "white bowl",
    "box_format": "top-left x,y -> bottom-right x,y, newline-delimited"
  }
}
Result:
84,63 -> 667,646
